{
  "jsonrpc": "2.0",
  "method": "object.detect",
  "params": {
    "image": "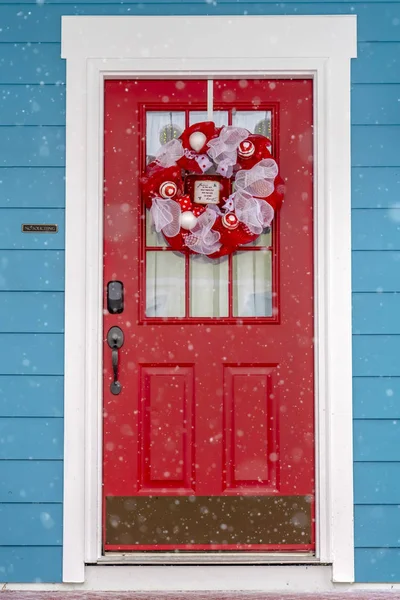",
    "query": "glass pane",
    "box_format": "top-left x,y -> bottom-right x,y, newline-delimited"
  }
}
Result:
146,111 -> 185,163
233,251 -> 272,317
242,228 -> 272,248
146,251 -> 185,317
190,255 -> 229,317
145,208 -> 167,247
232,111 -> 272,139
189,111 -> 229,127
